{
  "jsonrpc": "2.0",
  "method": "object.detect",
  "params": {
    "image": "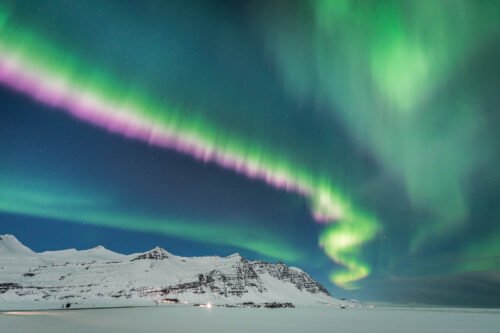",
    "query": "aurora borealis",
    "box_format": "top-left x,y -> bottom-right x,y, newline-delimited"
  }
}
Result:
1,0 -> 500,306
